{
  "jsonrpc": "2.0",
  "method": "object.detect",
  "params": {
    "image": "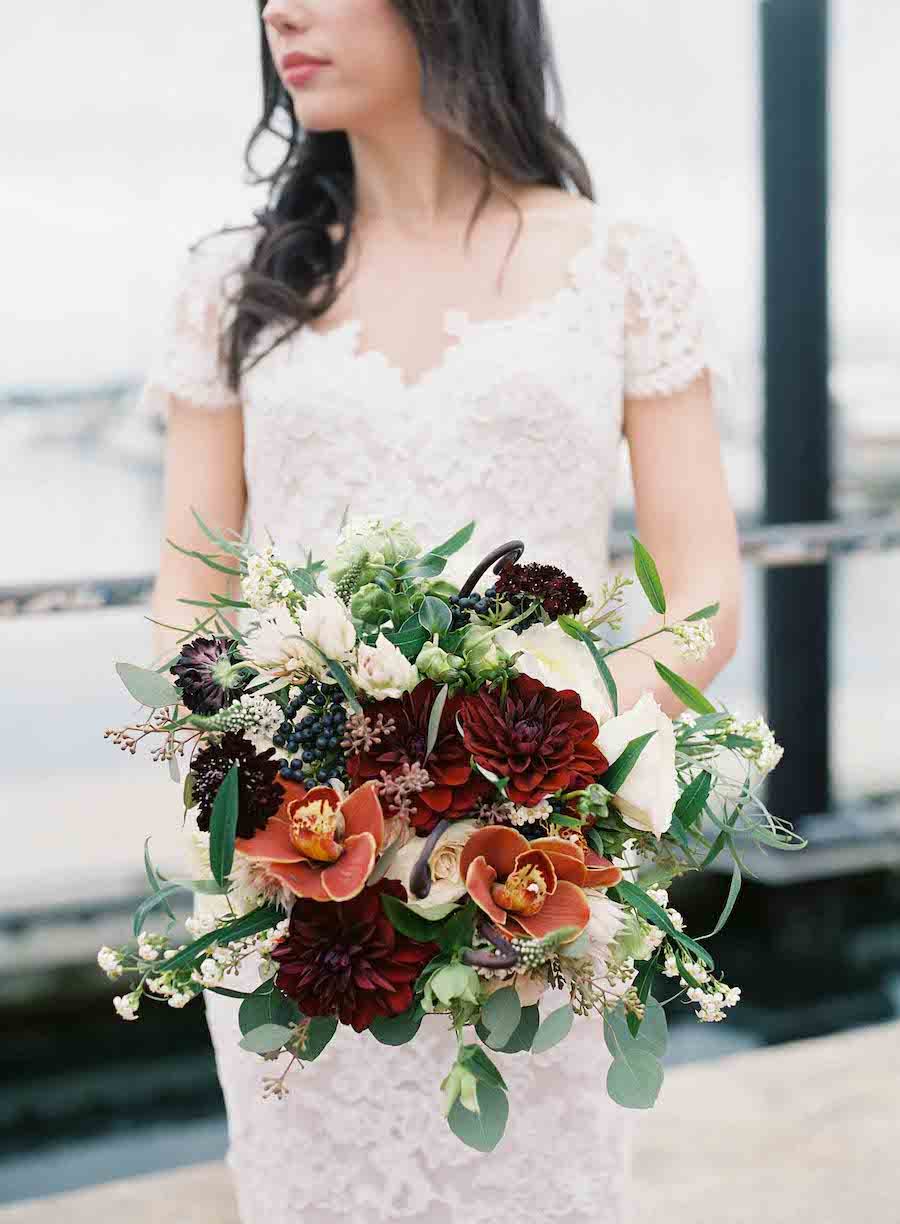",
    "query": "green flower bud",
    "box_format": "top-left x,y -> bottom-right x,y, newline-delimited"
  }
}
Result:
416,641 -> 465,684
460,625 -> 513,681
350,582 -> 392,626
